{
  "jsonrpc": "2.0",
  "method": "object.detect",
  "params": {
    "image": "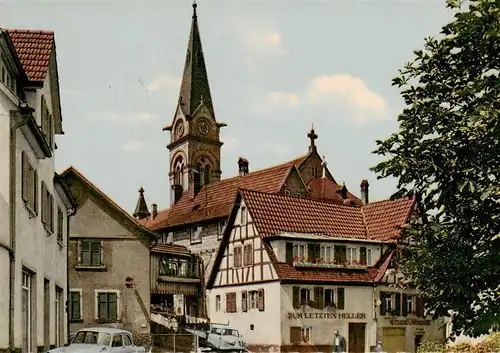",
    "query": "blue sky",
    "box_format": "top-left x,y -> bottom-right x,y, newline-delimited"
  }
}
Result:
1,0 -> 454,213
